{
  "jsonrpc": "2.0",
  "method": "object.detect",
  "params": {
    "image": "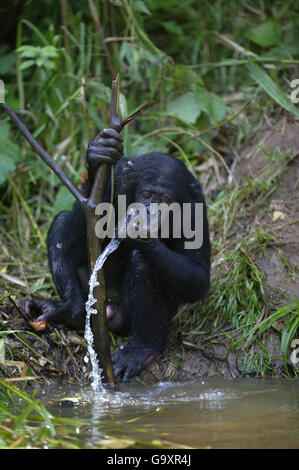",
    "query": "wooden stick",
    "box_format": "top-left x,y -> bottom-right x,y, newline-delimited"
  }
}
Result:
120,100 -> 155,129
84,75 -> 121,385
86,79 -> 155,384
